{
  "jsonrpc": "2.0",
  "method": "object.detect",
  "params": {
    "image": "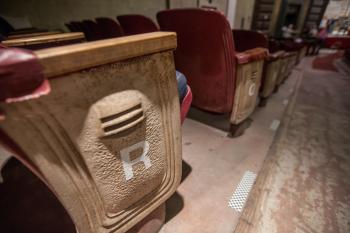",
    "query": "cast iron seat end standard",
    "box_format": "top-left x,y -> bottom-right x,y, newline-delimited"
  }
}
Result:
0,32 -> 182,233
117,14 -> 159,36
270,39 -> 298,89
157,8 -> 267,137
232,29 -> 284,107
